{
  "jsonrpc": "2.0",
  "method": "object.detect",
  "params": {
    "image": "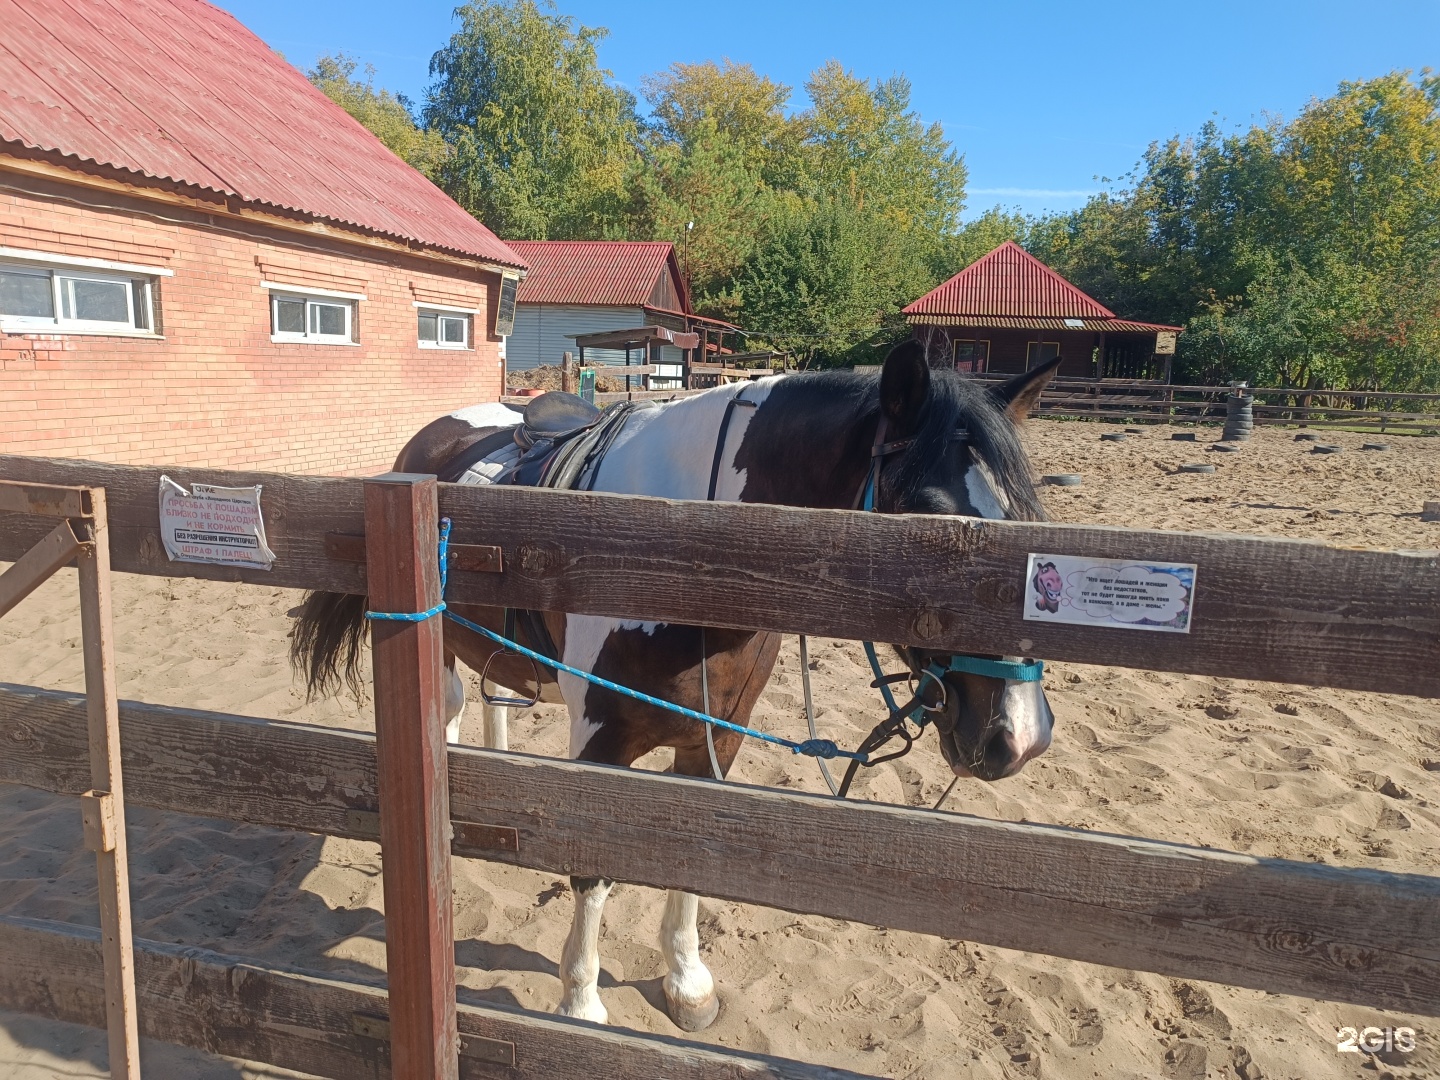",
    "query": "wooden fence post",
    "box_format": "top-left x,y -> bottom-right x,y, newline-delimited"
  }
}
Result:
75,488 -> 142,1080
364,474 -> 459,1080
